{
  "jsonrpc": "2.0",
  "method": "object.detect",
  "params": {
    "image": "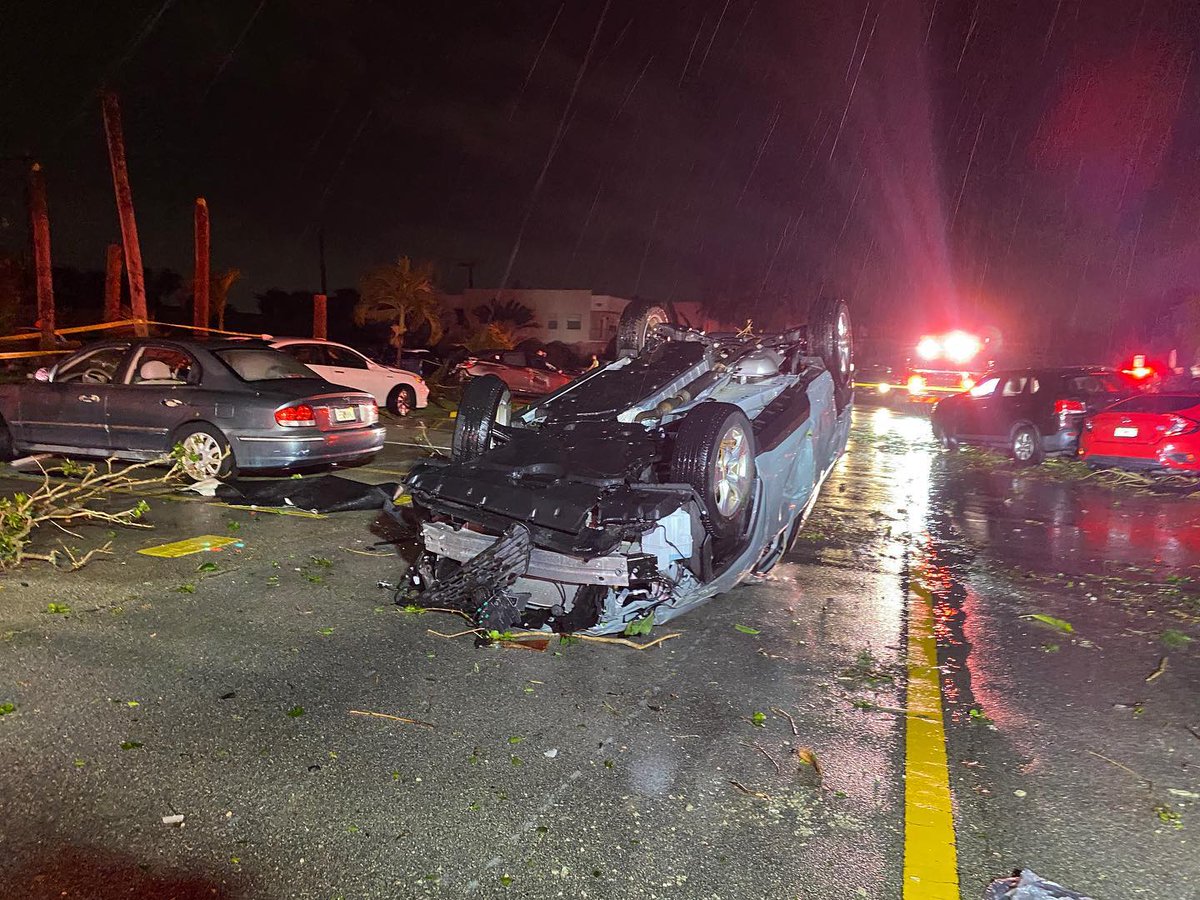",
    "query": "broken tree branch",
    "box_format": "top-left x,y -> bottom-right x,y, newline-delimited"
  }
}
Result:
348,709 -> 435,729
741,741 -> 783,776
770,706 -> 800,736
